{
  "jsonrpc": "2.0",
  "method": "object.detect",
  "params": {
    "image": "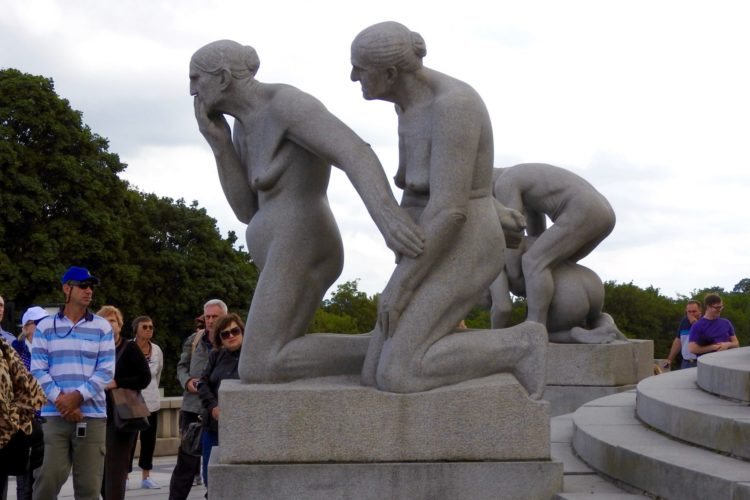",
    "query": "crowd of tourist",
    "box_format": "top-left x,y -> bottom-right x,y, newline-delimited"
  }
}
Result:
0,266 -> 242,500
